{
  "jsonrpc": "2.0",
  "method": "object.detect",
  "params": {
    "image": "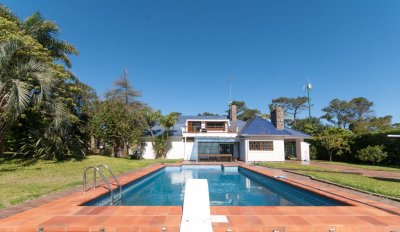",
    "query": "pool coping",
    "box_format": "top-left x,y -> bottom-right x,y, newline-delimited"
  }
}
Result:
0,163 -> 399,231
